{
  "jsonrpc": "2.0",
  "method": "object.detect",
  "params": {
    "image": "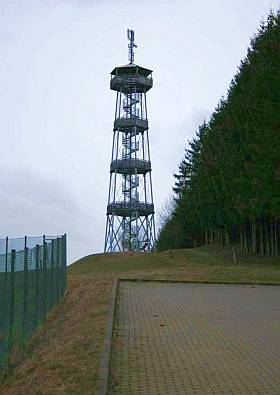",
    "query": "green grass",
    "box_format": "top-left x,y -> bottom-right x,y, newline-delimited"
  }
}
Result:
68,252 -> 175,275
69,245 -> 280,283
